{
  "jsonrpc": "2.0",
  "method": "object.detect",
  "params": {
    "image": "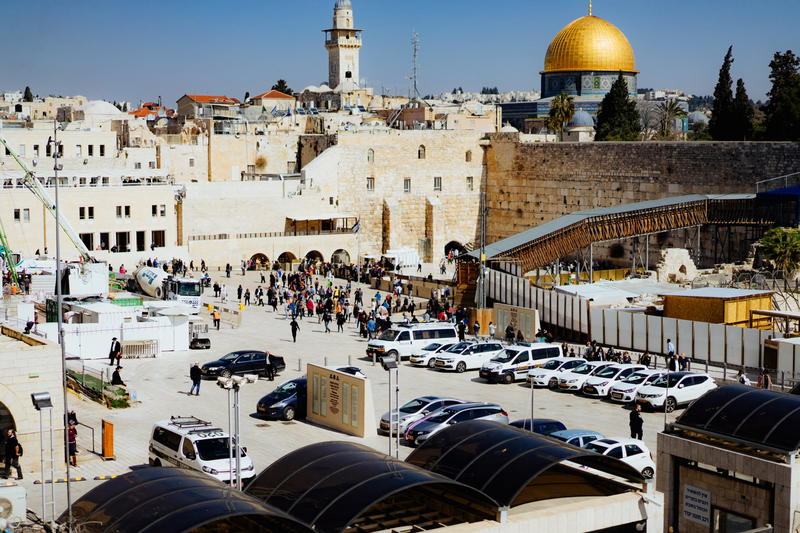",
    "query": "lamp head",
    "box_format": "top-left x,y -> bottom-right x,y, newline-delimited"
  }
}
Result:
31,391 -> 53,411
216,377 -> 233,389
380,356 -> 398,371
